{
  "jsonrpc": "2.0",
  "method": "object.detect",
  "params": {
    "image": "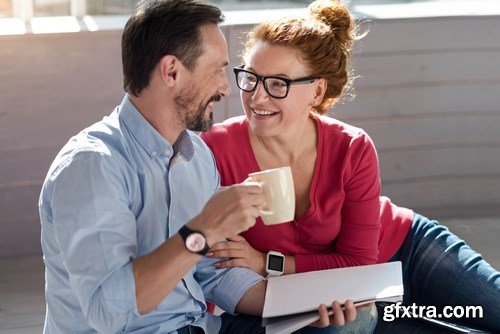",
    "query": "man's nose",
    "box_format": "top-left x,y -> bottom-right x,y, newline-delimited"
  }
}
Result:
219,71 -> 231,97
